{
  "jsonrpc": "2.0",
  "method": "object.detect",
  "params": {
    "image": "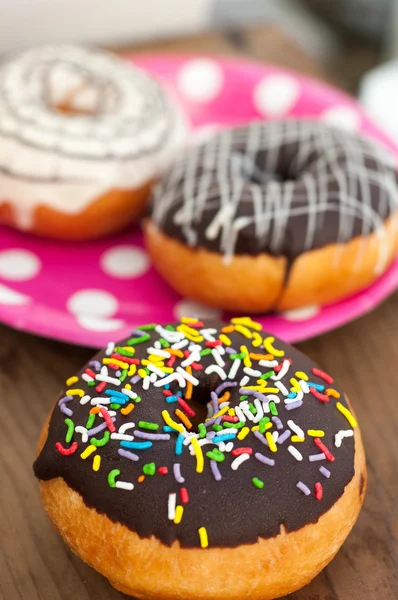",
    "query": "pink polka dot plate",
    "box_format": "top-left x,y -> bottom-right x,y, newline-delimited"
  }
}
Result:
1,54 -> 398,348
